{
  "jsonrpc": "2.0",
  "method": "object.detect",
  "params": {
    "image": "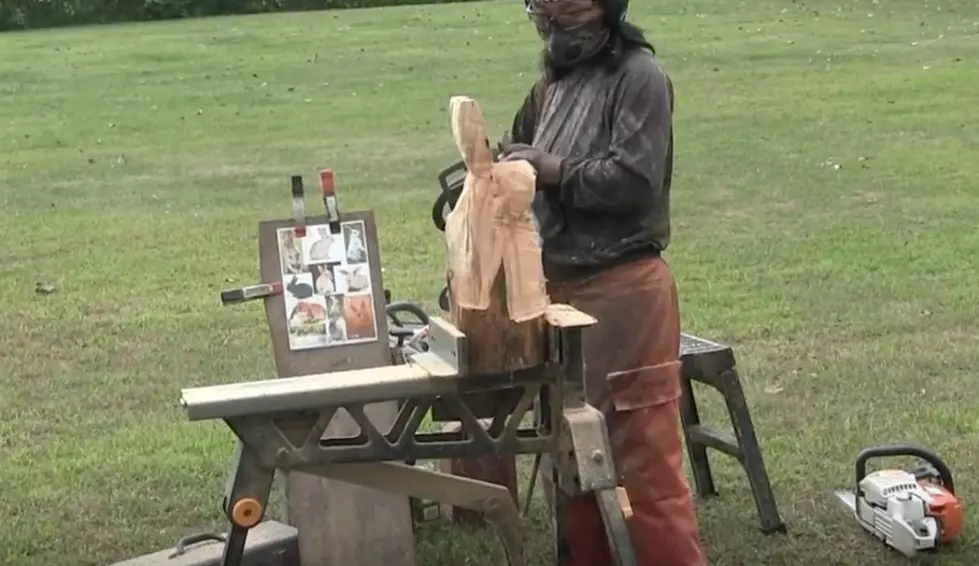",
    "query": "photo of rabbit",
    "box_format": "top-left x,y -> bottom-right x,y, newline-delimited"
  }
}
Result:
279,220 -> 379,350
327,314 -> 347,344
286,274 -> 315,300
304,225 -> 345,265
326,294 -> 343,319
310,263 -> 339,295
285,296 -> 328,349
342,294 -> 377,341
277,228 -> 305,274
342,222 -> 368,264
335,264 -> 370,294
